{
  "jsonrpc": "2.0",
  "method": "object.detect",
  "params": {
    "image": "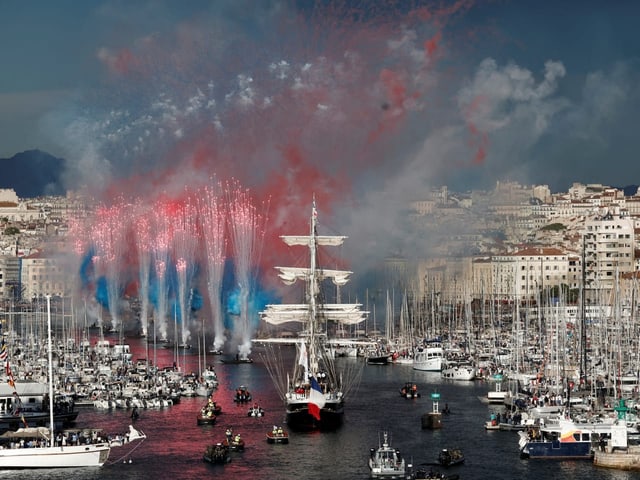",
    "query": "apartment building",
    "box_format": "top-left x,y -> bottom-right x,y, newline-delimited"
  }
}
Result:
0,255 -> 20,299
583,210 -> 635,300
20,251 -> 73,300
